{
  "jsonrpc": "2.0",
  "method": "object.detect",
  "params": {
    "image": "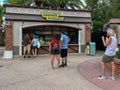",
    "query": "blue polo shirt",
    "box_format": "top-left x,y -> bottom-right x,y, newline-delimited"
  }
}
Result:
61,34 -> 69,49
